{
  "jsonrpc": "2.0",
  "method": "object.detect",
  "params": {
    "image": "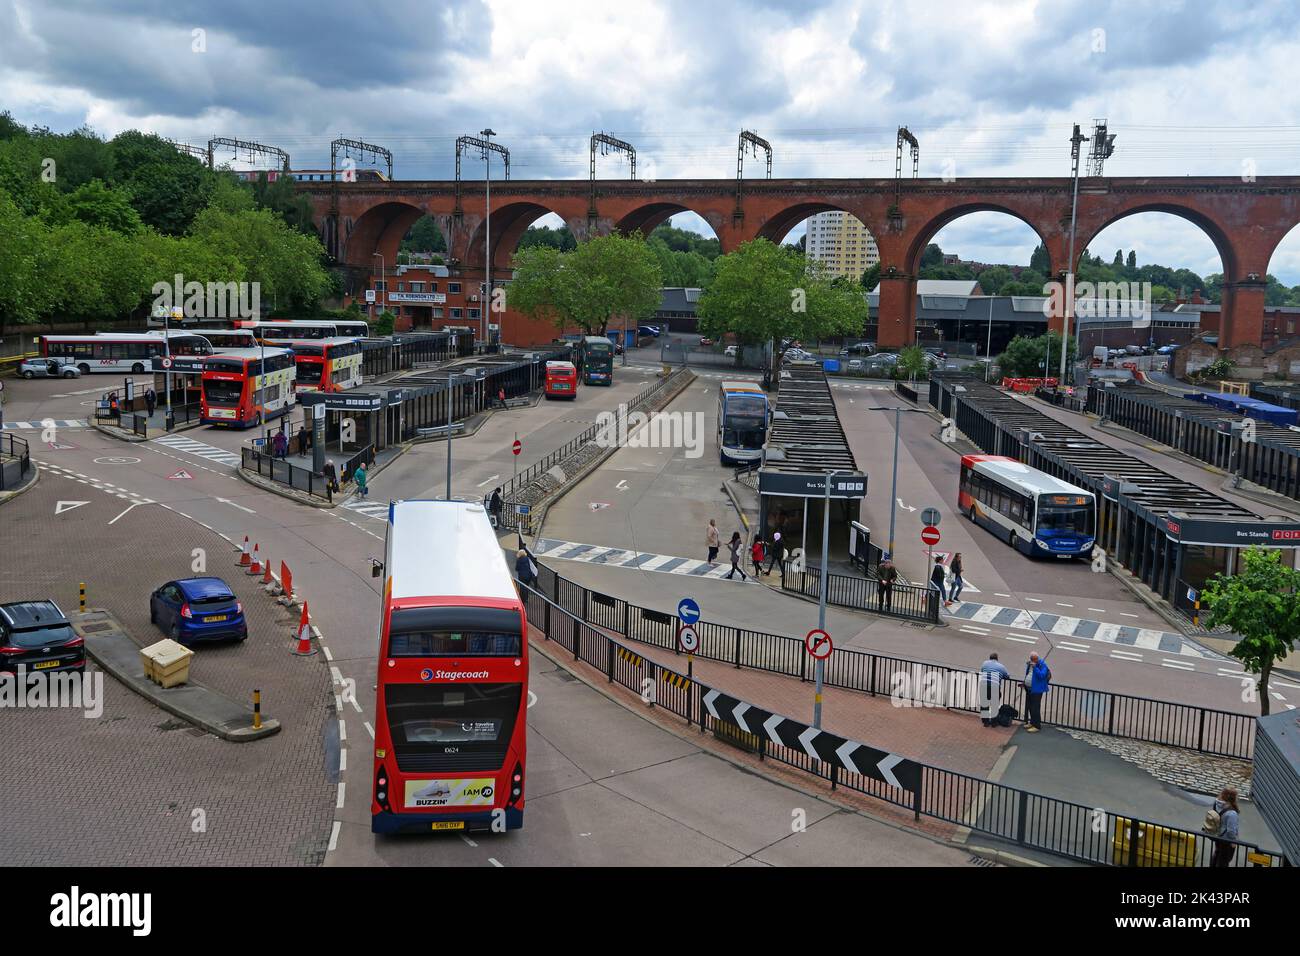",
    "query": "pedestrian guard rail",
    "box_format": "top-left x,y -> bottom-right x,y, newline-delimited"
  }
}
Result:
0,433 -> 32,490
784,562 -> 938,623
242,447 -> 331,500
530,563 -> 1258,761
520,570 -> 1282,868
